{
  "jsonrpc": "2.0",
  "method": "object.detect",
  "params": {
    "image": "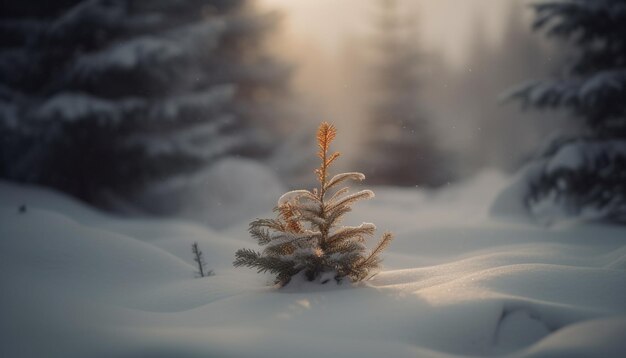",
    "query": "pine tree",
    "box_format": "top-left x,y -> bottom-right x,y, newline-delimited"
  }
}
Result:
507,0 -> 626,223
0,0 -> 290,205
356,0 -> 442,187
234,122 -> 393,286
